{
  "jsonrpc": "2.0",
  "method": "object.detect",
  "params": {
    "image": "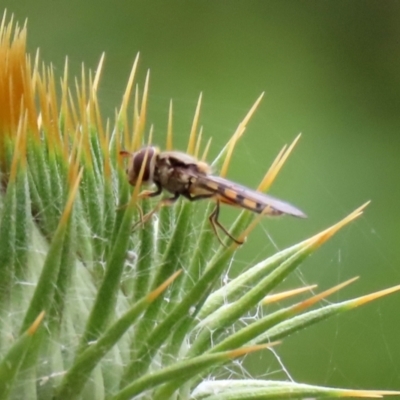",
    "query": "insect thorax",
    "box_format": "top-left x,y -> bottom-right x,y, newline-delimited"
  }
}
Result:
154,155 -> 208,196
